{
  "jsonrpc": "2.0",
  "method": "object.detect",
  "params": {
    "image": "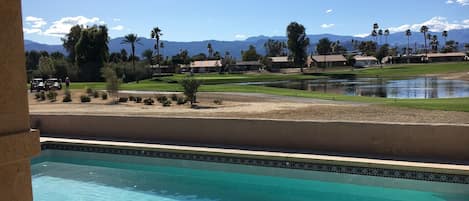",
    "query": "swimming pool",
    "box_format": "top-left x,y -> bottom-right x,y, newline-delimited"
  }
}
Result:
32,144 -> 469,201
